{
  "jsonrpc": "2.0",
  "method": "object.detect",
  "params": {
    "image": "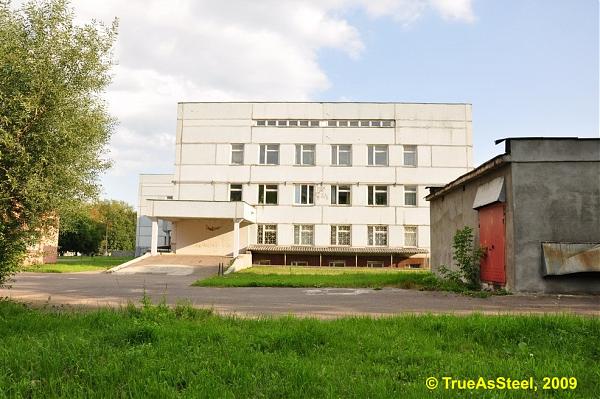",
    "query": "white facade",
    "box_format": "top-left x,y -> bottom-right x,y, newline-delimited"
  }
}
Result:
137,102 -> 473,264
